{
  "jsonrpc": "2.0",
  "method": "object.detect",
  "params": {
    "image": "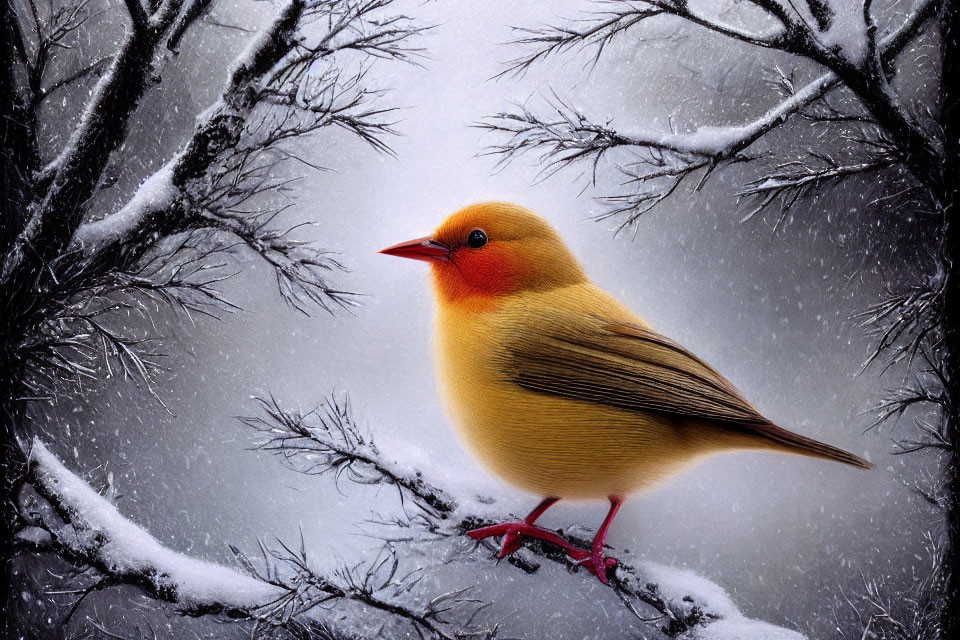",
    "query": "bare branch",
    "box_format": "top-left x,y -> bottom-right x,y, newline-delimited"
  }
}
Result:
832,535 -> 945,640
498,5 -> 667,78
25,0 -> 103,89
33,55 -> 113,106
243,394 -> 458,519
737,151 -> 899,224
858,271 -> 946,373
499,0 -> 800,79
